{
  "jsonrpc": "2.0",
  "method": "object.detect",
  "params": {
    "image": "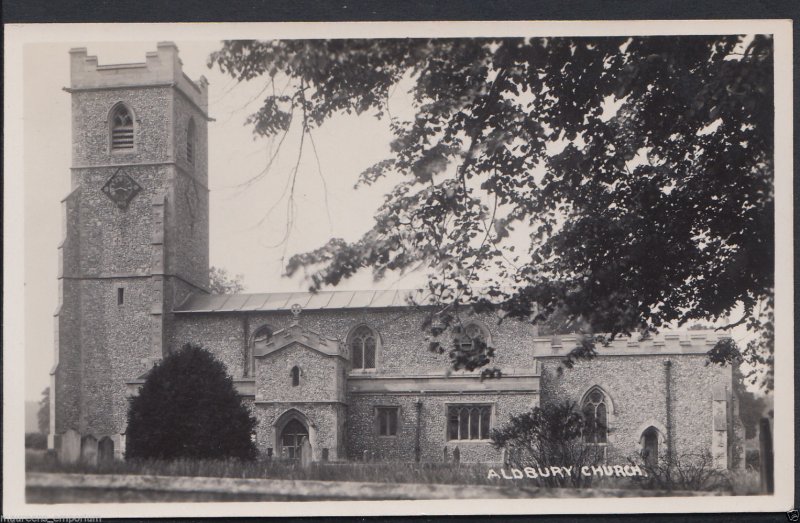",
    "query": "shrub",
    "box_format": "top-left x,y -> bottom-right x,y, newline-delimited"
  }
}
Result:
628,451 -> 730,491
490,401 -> 605,487
25,432 -> 47,449
126,343 -> 257,461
